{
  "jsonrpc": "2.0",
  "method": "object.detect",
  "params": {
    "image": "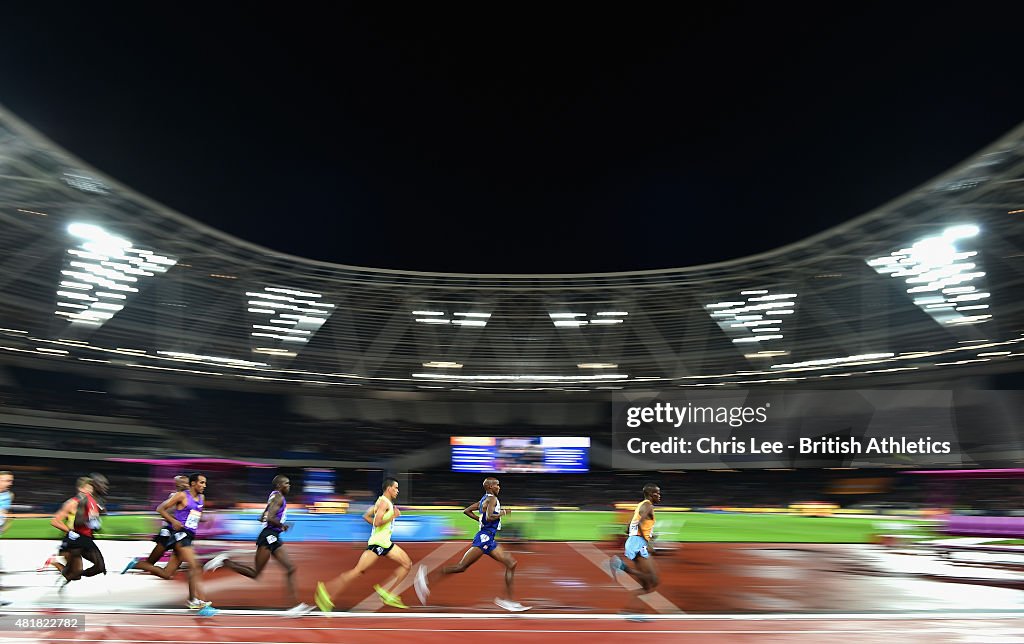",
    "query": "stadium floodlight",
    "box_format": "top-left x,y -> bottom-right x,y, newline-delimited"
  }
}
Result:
867,224 -> 992,328
549,310 -> 627,327
56,223 -> 177,330
411,308 -> 492,327
248,285 -> 333,360
706,289 -> 796,357
62,172 -> 109,194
